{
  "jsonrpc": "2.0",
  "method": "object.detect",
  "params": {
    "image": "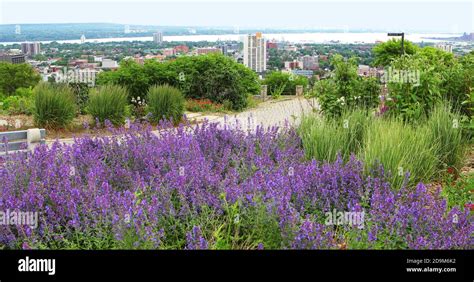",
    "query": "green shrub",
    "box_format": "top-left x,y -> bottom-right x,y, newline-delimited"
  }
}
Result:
311,55 -> 381,117
2,95 -> 33,115
14,87 -> 34,98
147,84 -> 185,124
33,83 -> 76,129
361,118 -> 438,189
460,89 -> 474,140
69,83 -> 90,114
185,98 -> 224,113
263,71 -> 308,96
97,54 -> 260,111
386,69 -> 441,122
87,85 -> 129,126
0,62 -> 41,96
441,173 -> 473,210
